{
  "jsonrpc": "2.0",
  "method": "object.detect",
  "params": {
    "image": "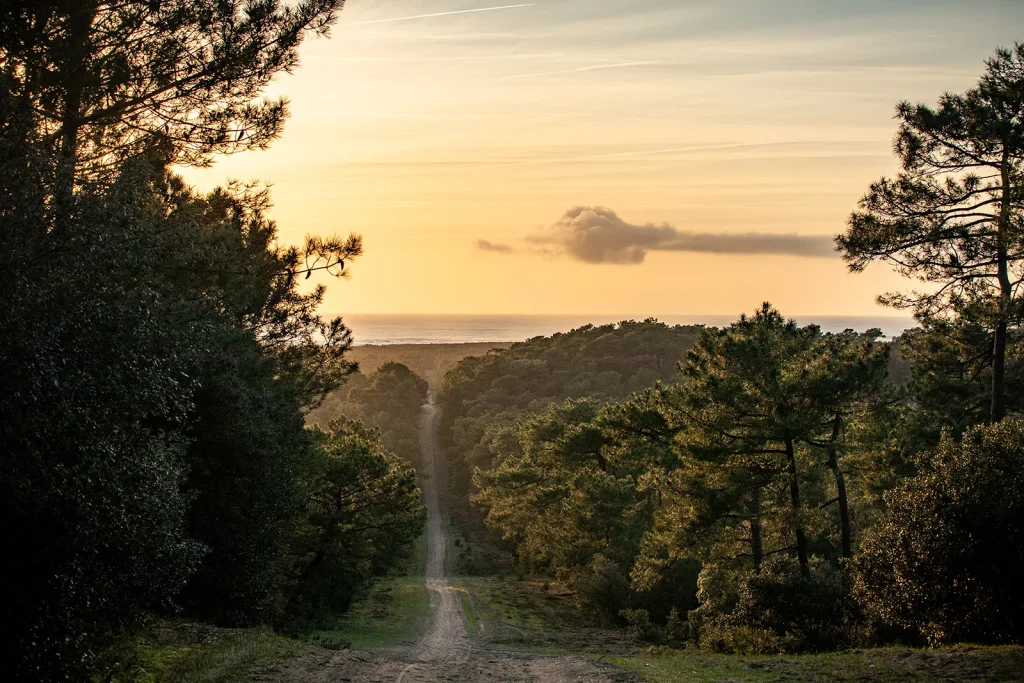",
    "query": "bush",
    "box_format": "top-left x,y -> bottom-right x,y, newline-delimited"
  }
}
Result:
688,559 -> 856,653
574,554 -> 630,626
620,608 -> 656,641
665,607 -> 687,643
854,420 -> 1024,645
